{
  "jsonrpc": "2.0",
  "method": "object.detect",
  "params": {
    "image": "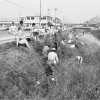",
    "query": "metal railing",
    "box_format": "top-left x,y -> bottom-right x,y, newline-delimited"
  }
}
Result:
0,34 -> 30,44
